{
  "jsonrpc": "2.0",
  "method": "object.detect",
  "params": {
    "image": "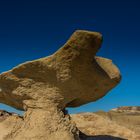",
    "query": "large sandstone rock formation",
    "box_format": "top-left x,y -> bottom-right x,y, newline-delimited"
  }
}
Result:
0,30 -> 121,140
